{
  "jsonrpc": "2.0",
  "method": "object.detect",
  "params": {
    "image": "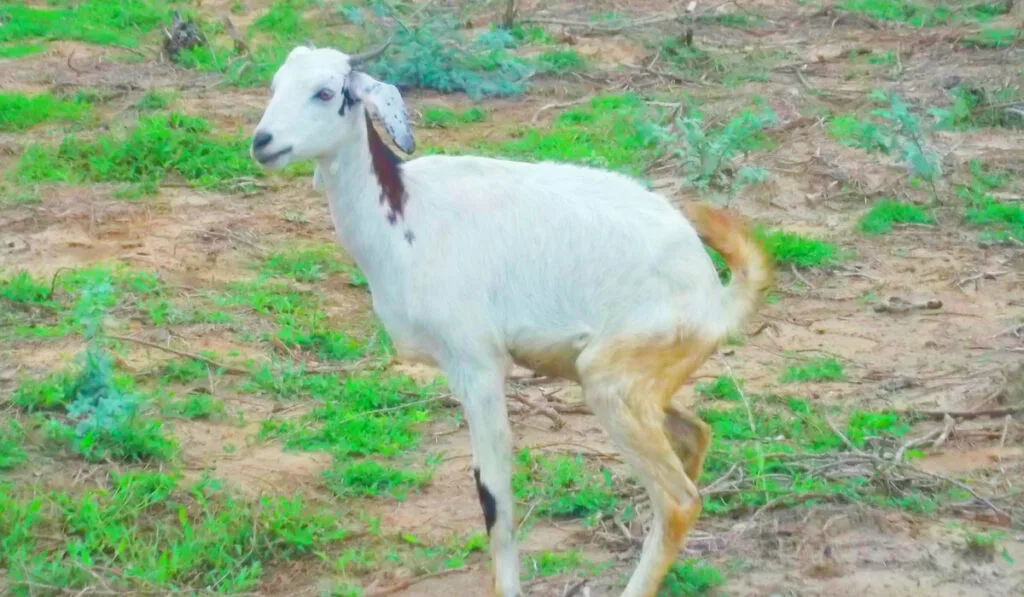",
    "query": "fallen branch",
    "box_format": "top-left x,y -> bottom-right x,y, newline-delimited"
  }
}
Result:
511,391 -> 566,429
106,334 -> 250,375
363,566 -> 469,597
910,408 -> 1022,421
